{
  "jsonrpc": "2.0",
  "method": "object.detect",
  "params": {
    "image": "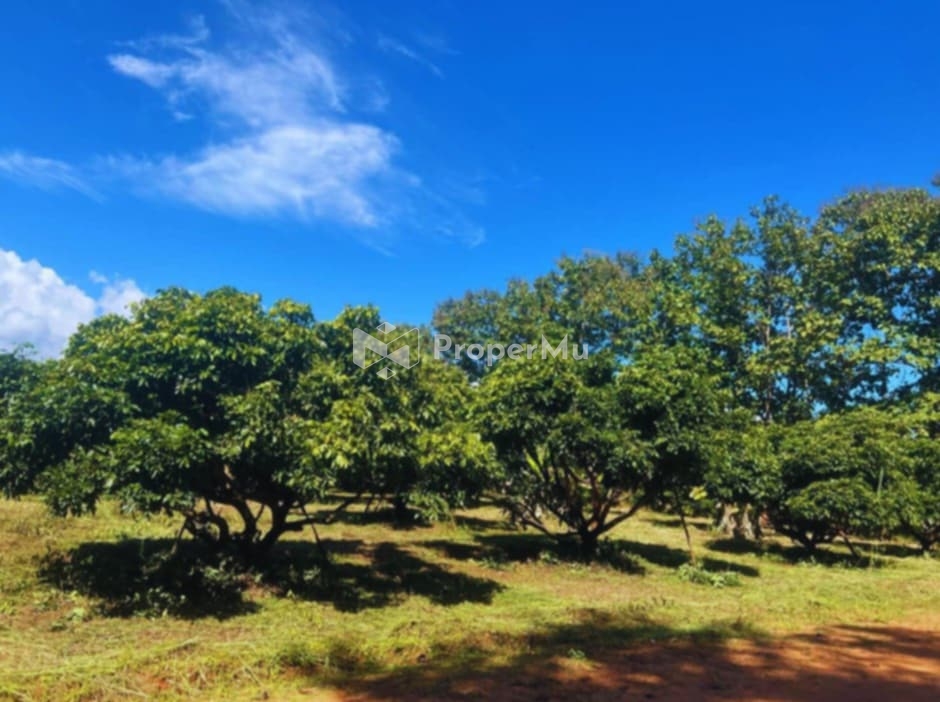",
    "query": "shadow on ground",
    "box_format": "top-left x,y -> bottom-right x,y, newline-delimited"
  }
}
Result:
649,517 -> 711,532
39,537 -> 504,618
428,532 -> 647,574
265,539 -> 504,612
320,612 -> 940,701
425,532 -> 759,577
38,538 -> 258,620
706,537 -> 902,568
310,506 -> 424,530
